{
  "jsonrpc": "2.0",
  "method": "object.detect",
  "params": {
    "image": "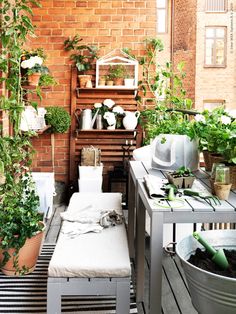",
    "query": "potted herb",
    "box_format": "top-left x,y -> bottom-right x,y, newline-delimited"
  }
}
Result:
64,35 -> 99,88
108,65 -> 126,85
167,166 -> 195,188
